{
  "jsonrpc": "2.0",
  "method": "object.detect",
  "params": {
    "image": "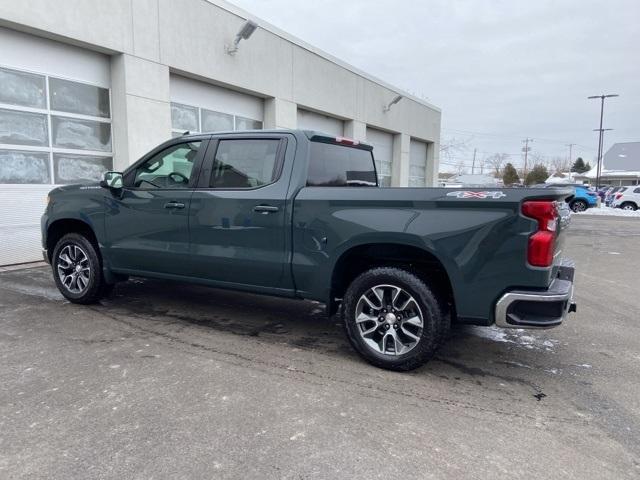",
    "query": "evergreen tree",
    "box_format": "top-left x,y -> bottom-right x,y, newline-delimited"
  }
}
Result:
525,164 -> 550,185
502,162 -> 520,185
571,157 -> 589,173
